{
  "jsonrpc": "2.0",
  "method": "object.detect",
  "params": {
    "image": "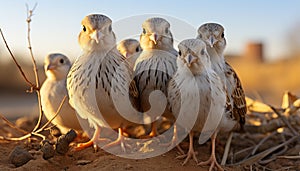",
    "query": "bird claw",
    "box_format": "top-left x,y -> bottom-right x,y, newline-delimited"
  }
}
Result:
176,150 -> 198,165
198,156 -> 224,171
101,137 -> 131,153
